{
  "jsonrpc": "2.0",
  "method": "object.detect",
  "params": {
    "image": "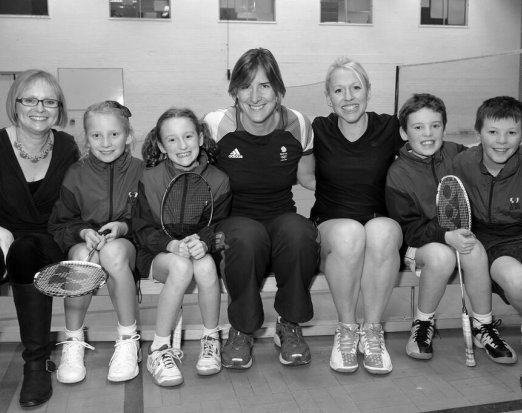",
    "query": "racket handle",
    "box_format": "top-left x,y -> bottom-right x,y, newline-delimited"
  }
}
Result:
85,247 -> 97,262
462,313 -> 476,367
